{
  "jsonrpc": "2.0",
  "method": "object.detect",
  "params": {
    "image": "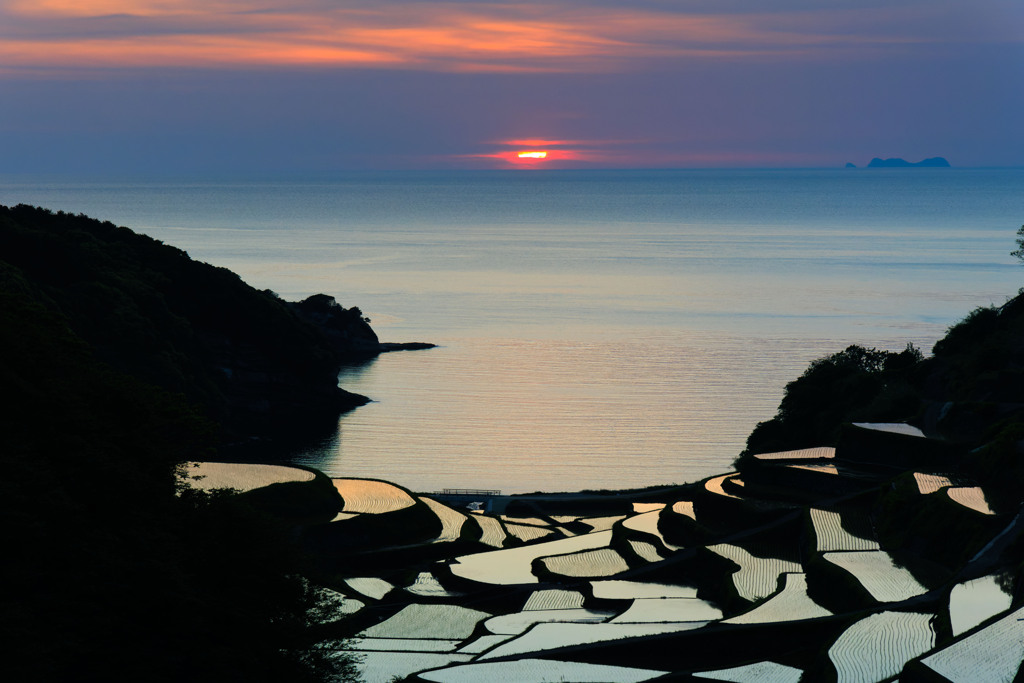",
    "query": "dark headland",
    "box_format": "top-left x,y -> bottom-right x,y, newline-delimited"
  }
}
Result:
0,204 -> 433,442
3,204 -> 1023,682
